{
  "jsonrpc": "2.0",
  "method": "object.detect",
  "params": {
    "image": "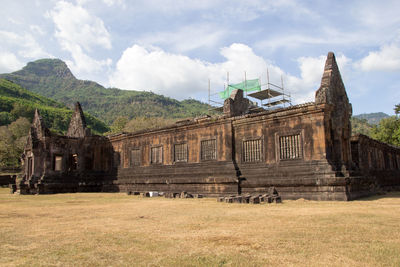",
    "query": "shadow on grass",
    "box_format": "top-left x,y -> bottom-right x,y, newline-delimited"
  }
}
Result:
356,191 -> 400,201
